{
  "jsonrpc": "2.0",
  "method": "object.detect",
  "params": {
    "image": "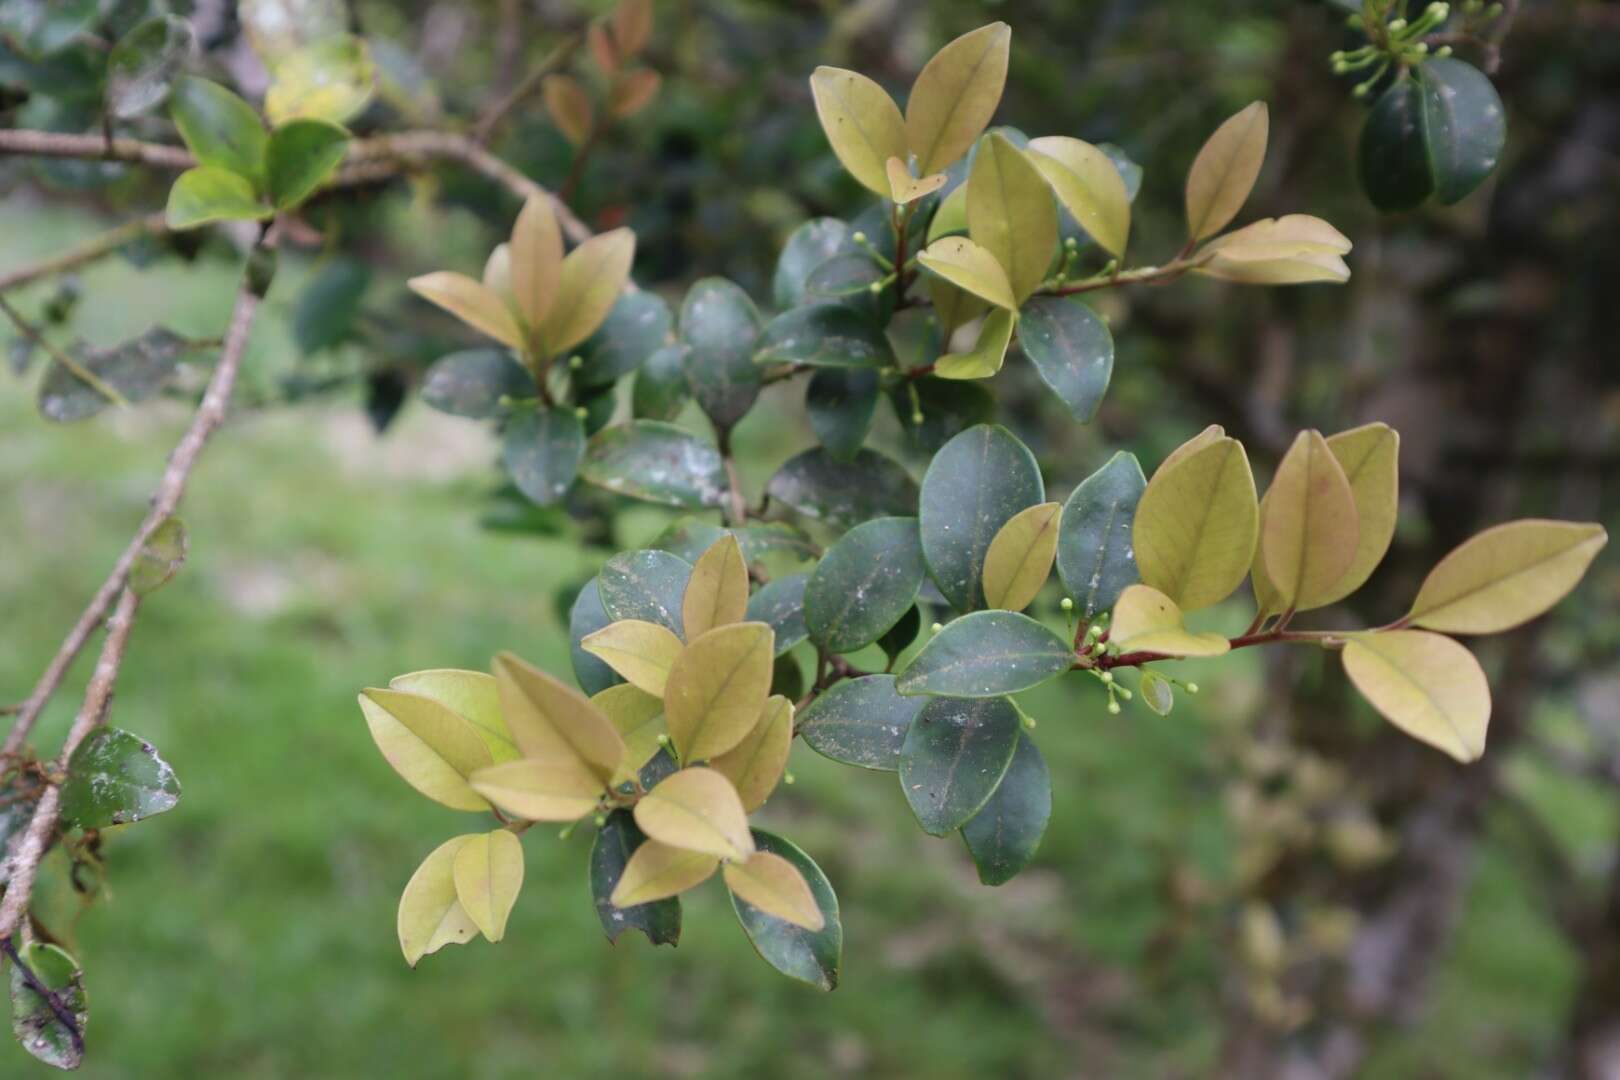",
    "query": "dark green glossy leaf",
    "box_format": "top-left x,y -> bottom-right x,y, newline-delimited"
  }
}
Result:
637,745 -> 680,789
37,326 -> 192,423
419,349 -> 531,417
746,573 -> 810,656
2,0 -> 96,57
1360,77 -> 1434,212
730,829 -> 841,990
502,406 -> 584,506
773,218 -> 849,309
1017,296 -> 1113,423
165,165 -> 270,229
890,377 -> 996,456
294,258 -> 371,355
631,343 -> 690,421
898,695 -> 1021,835
581,421 -> 728,509
798,674 -> 923,771
896,610 -> 1073,697
1056,451 -> 1146,618
756,303 -> 894,369
878,604 -> 922,663
599,549 -> 693,635
569,578 -> 623,695
1419,57 -> 1506,205
765,447 -> 918,530
169,75 -> 267,182
106,14 -> 195,120
653,520 -> 818,566
961,733 -> 1050,886
9,941 -> 86,1070
265,118 -> 350,209
59,727 -> 181,829
805,517 -> 926,654
577,290 -> 674,389
679,277 -> 762,429
806,367 -> 880,460
590,809 -> 681,946
129,516 -> 187,595
919,424 -> 1045,611
577,383 -> 617,435
806,252 -> 884,299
